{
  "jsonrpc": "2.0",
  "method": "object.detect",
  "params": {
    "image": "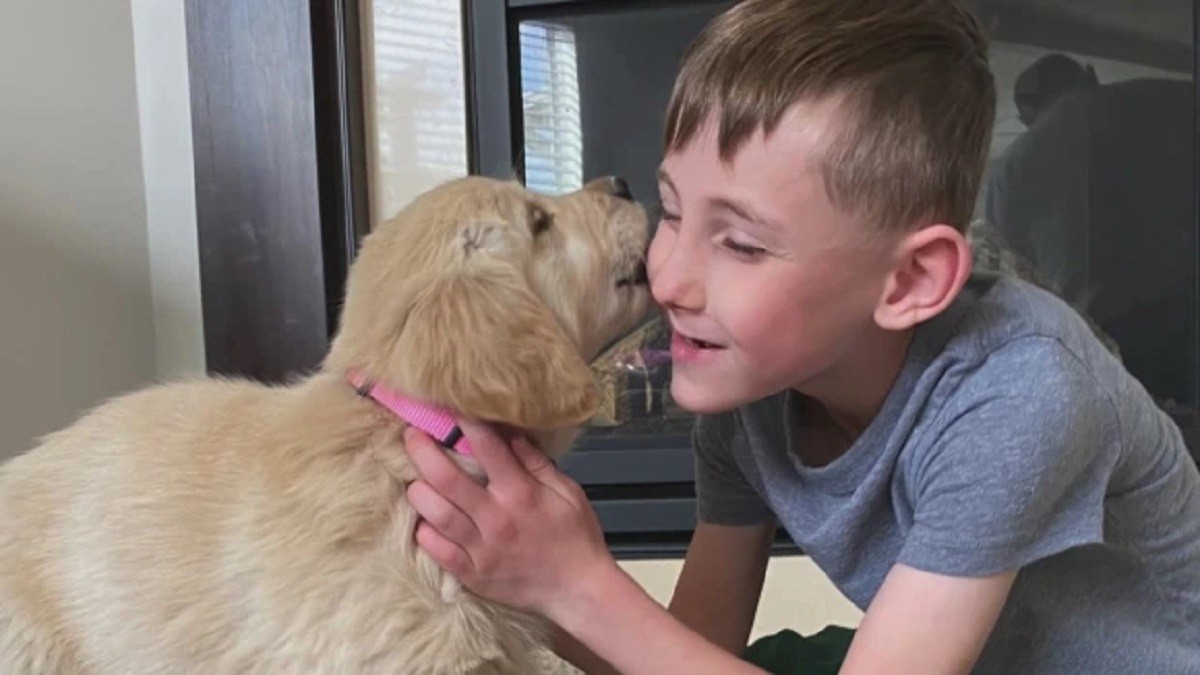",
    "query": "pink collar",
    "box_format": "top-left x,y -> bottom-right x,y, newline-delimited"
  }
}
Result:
348,373 -> 473,456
